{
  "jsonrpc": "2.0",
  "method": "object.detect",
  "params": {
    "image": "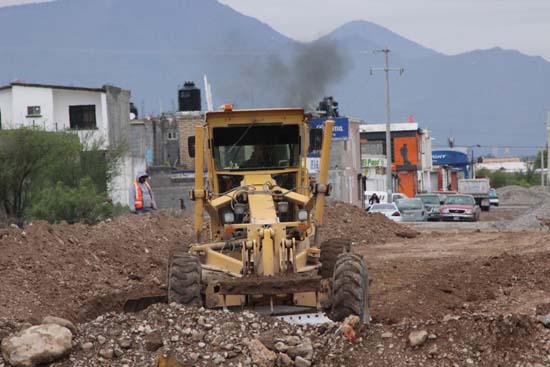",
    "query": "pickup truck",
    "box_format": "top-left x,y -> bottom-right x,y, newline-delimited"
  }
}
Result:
458,178 -> 491,211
